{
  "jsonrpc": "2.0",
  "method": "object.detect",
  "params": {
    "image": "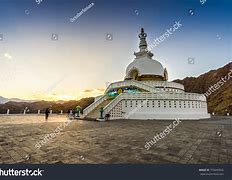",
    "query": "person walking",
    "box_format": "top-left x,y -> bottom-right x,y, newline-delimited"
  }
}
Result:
45,108 -> 50,121
67,110 -> 70,119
